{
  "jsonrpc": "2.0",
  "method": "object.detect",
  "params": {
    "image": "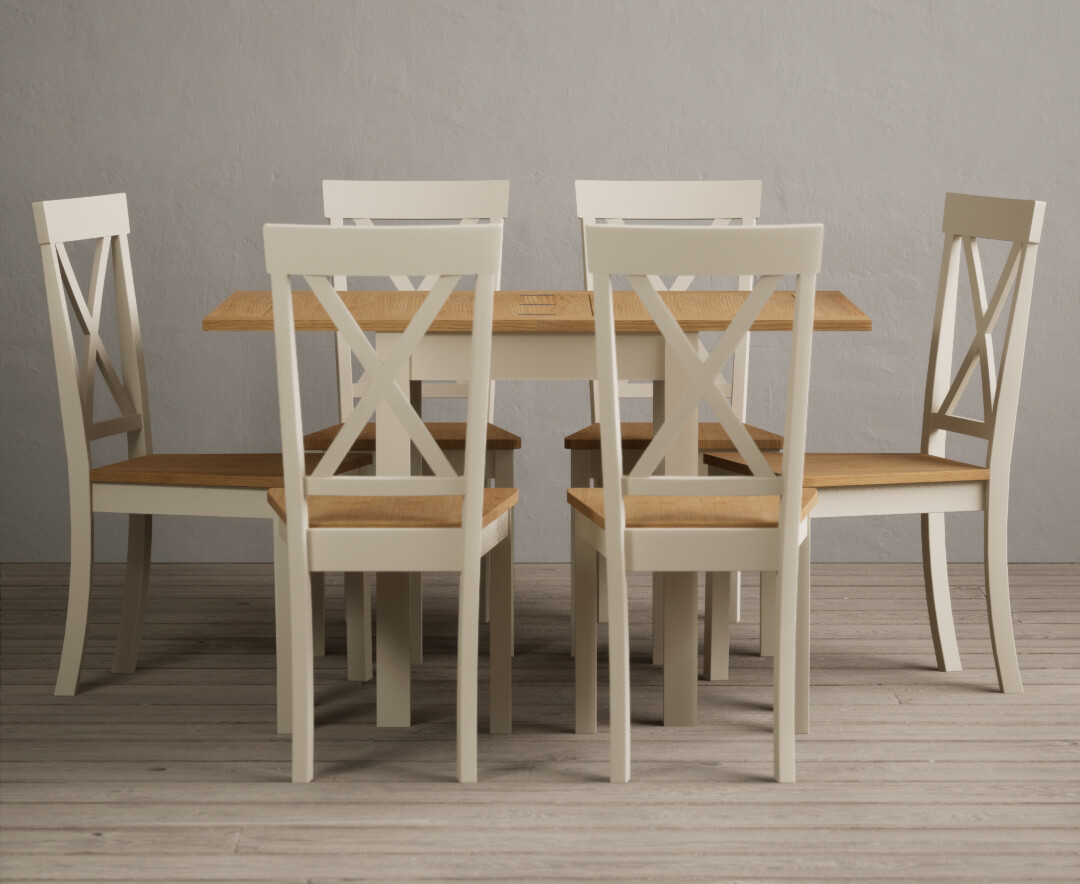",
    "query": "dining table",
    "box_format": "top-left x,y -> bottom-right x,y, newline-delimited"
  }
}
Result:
204,288 -> 871,730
